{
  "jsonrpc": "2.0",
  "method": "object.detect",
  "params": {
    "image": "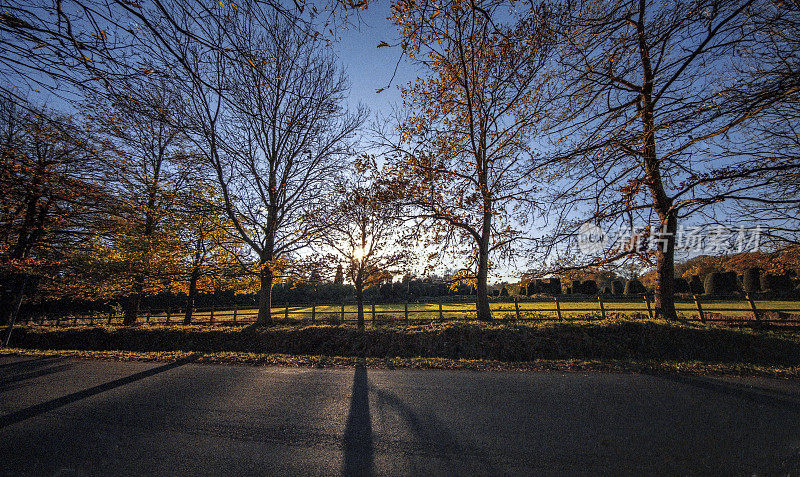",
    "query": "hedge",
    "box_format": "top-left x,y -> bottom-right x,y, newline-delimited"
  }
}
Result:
8,320 -> 800,365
